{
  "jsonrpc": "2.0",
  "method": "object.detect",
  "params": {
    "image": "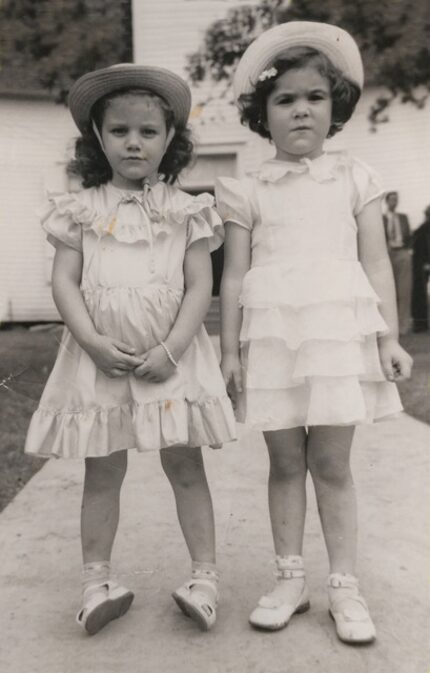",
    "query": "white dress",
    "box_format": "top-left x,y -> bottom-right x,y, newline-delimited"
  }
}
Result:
215,151 -> 403,430
25,181 -> 236,458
